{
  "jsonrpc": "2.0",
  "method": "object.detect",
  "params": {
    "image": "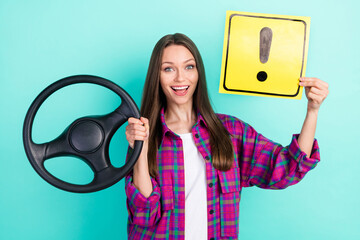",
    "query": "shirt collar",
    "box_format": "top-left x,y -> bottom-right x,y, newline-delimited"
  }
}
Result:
160,107 -> 208,140
160,107 -> 172,138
